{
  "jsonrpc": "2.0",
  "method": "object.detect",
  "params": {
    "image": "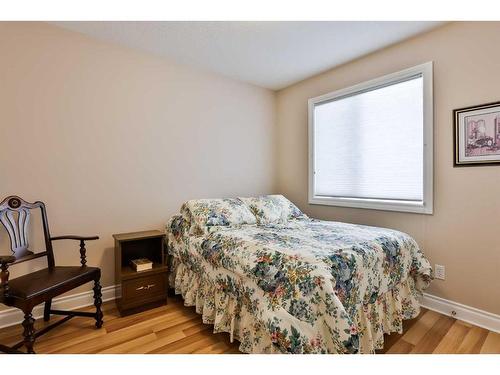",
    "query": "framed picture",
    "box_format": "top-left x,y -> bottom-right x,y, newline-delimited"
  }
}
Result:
454,101 -> 500,167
